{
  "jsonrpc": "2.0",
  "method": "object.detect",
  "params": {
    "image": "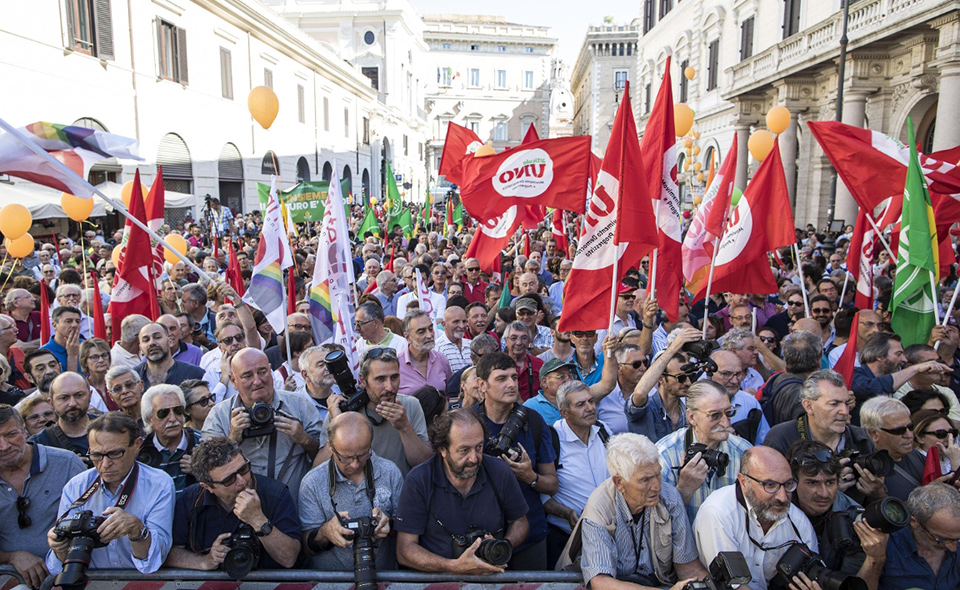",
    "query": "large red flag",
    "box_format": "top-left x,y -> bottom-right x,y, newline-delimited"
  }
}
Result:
438,123 -> 483,186
225,240 -> 245,299
834,312 -> 859,388
517,125 -> 547,229
459,136 -> 593,221
146,166 -> 165,286
682,133 -> 738,283
846,210 -> 876,311
39,280 -> 50,346
626,58 -> 682,321
108,170 -> 158,342
559,82 -> 658,332
89,271 -> 106,340
465,206 -> 522,274
691,139 -> 795,301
